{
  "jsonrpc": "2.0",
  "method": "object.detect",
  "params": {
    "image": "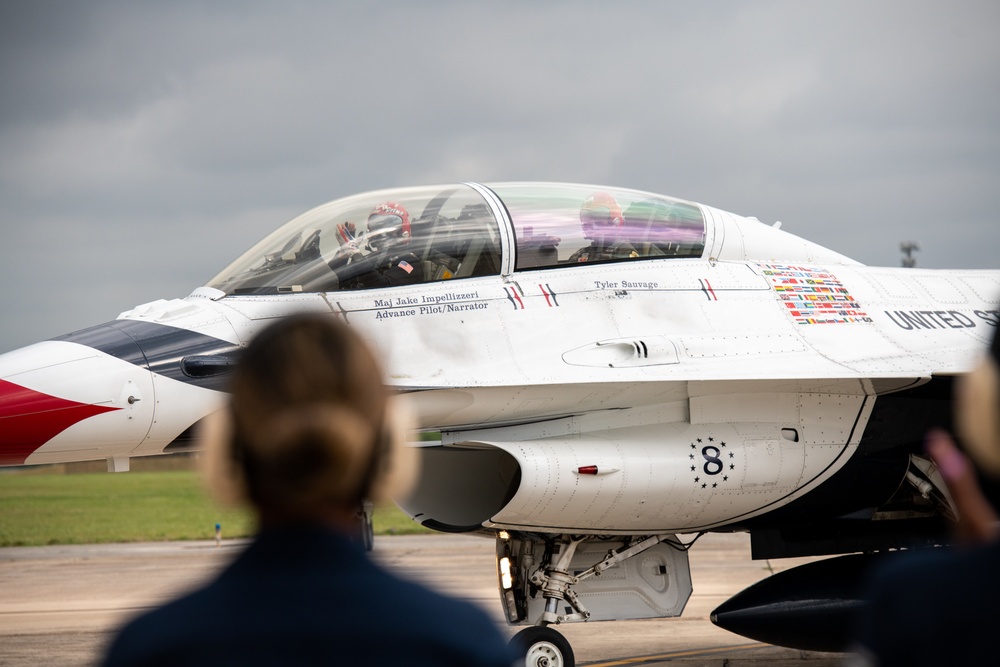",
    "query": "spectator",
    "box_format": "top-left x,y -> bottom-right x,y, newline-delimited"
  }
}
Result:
848,326 -> 1000,665
103,313 -> 519,666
